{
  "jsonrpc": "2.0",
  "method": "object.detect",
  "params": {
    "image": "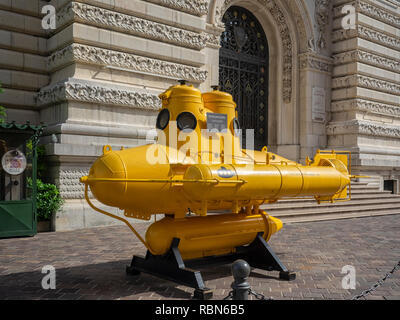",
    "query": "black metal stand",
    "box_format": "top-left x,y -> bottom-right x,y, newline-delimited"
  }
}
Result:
126,238 -> 213,300
126,232 -> 295,300
237,232 -> 296,281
